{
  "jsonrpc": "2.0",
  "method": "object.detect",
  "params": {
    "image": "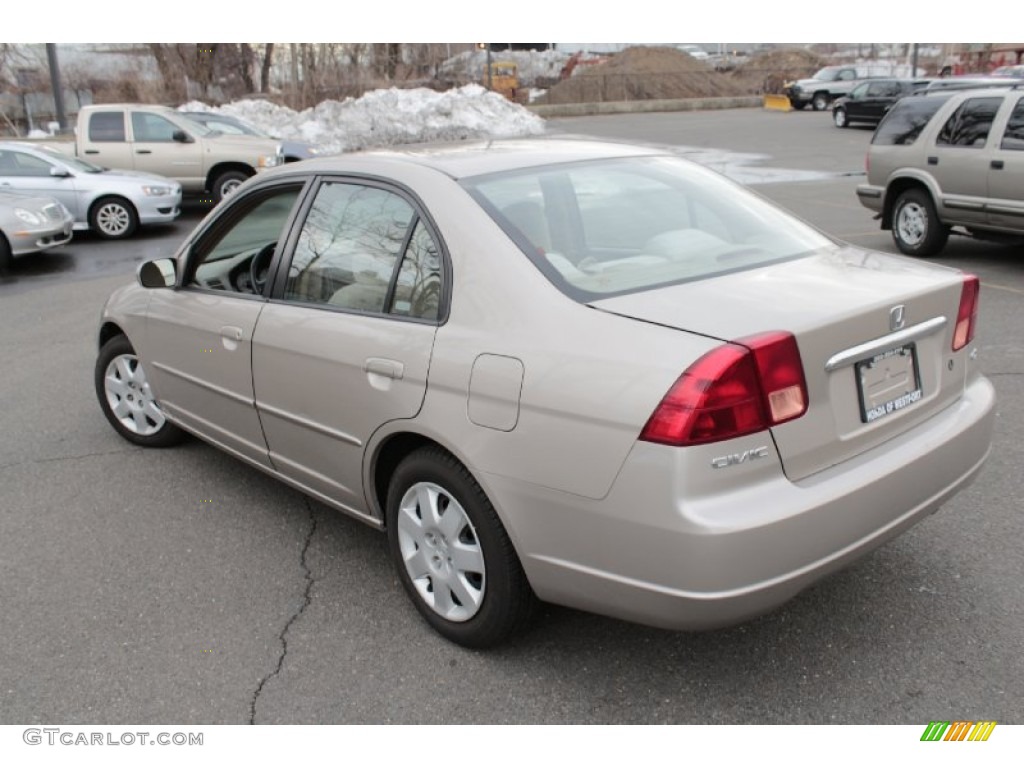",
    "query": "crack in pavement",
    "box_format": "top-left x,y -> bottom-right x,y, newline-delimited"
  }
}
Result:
0,447 -> 138,474
249,498 -> 318,725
